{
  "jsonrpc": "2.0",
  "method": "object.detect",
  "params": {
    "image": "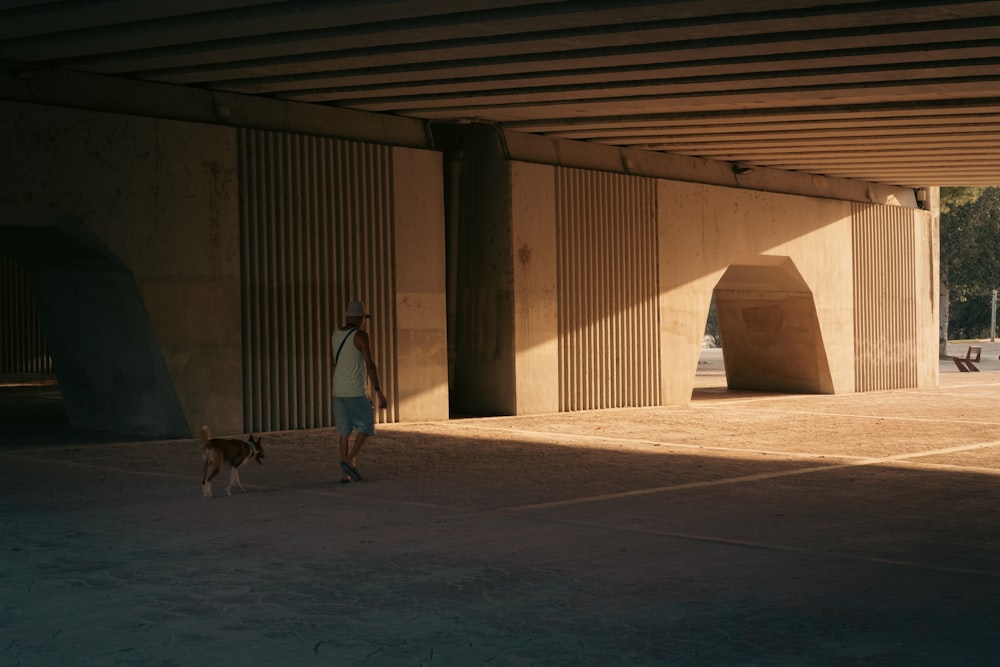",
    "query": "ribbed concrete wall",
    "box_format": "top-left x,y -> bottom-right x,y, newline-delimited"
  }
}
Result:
555,168 -> 660,411
239,130 -> 398,433
852,203 -> 918,392
494,160 -> 935,415
0,91 -> 935,433
0,253 -> 50,374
